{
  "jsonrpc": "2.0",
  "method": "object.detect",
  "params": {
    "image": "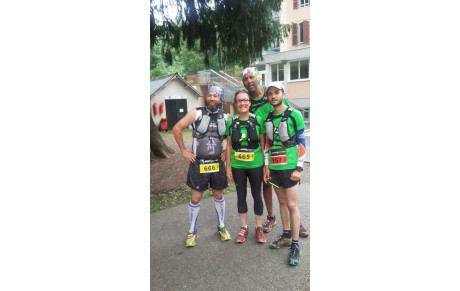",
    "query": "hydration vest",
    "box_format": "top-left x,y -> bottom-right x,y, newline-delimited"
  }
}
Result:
249,98 -> 267,114
230,113 -> 260,150
192,107 -> 226,141
265,107 -> 298,148
249,87 -> 267,113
